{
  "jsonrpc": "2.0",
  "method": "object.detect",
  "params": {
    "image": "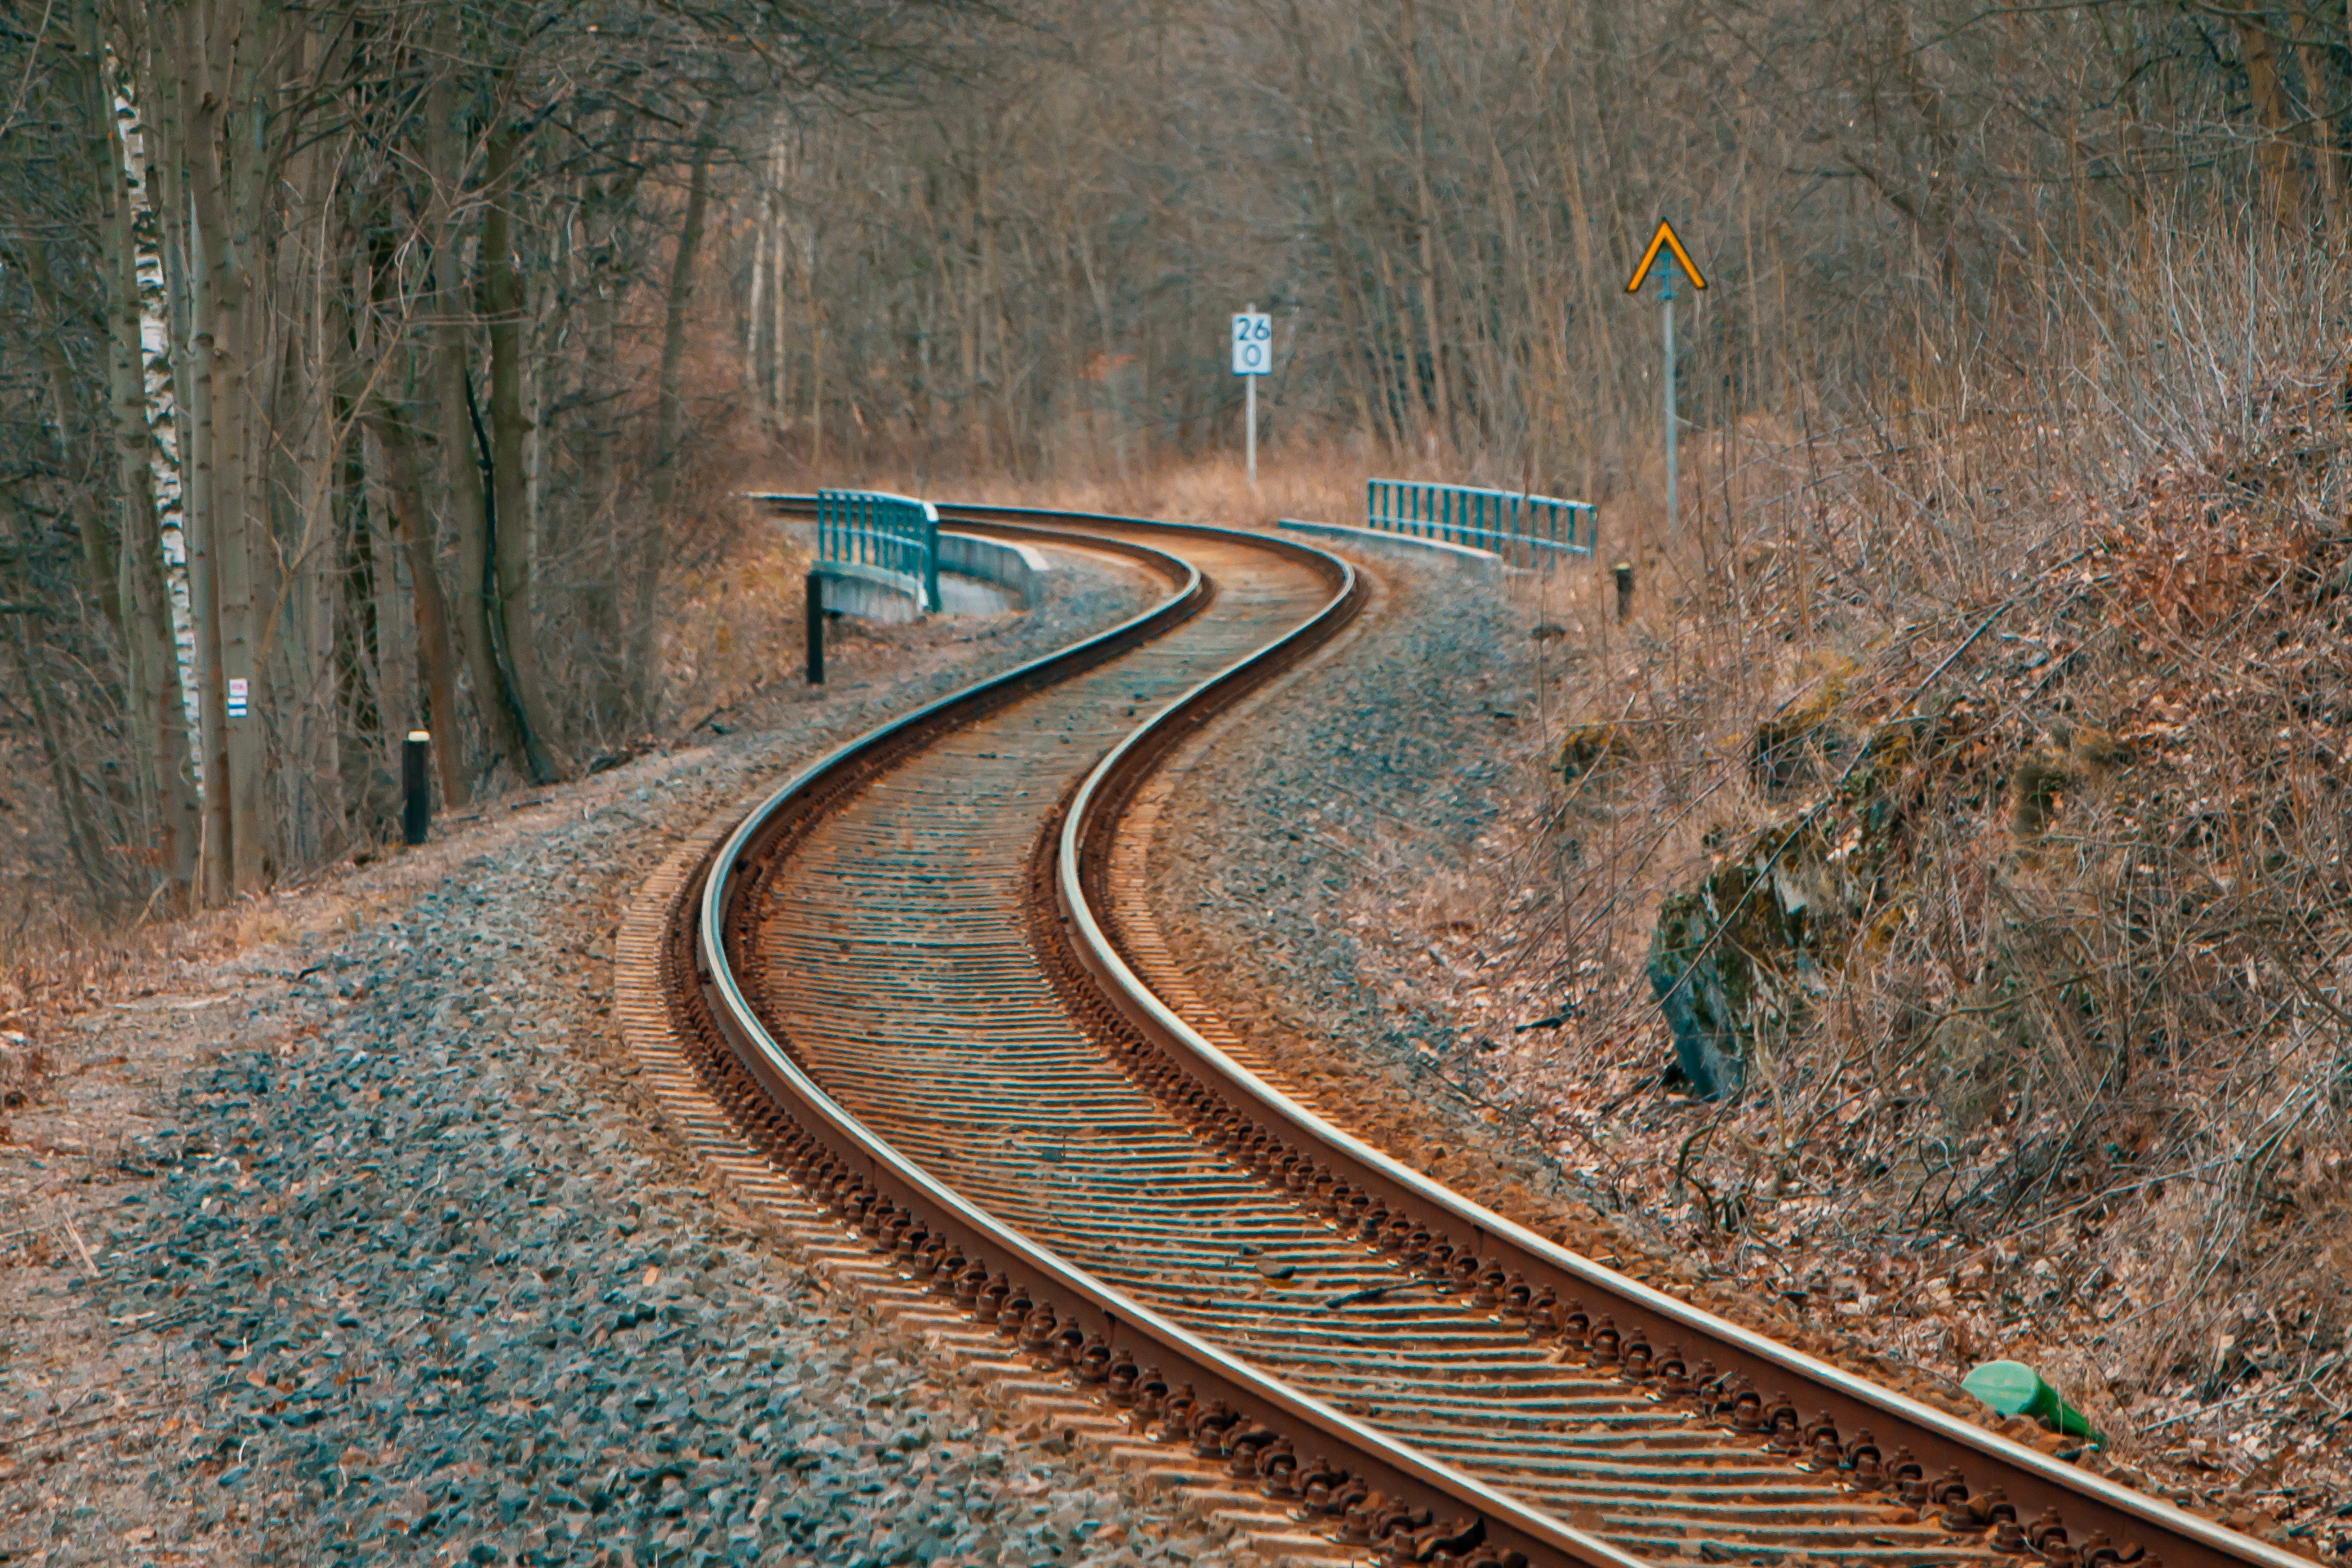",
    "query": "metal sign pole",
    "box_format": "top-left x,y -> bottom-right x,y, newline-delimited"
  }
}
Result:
1622,220 -> 1706,549
1661,267 -> 1677,542
1246,373 -> 1257,488
1233,303 -> 1269,490
1245,301 -> 1258,488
